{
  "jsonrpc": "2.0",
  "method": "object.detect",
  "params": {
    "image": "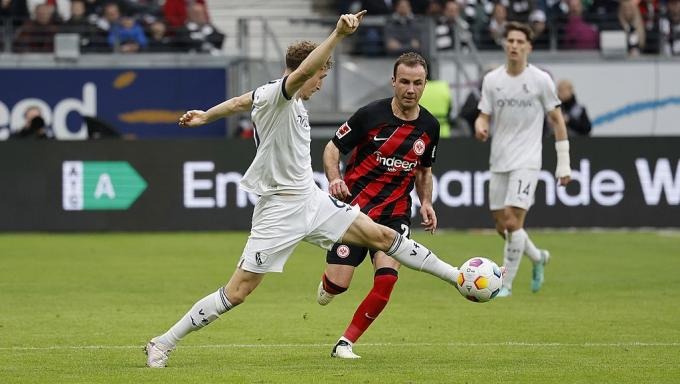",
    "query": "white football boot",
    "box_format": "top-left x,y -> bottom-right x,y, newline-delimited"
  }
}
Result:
331,340 -> 361,359
144,337 -> 174,368
317,281 -> 336,306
